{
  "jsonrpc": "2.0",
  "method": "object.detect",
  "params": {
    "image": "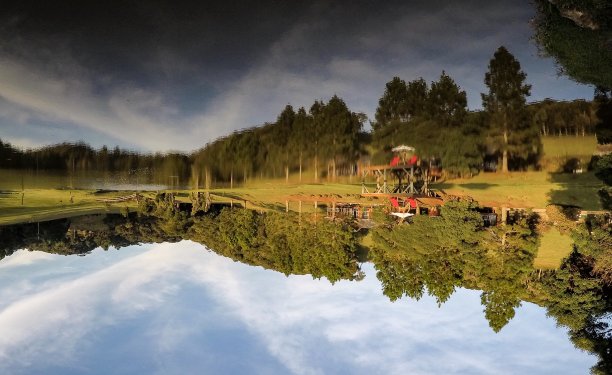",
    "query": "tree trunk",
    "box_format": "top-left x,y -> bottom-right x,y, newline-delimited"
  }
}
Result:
332,157 -> 336,182
502,129 -> 509,173
299,150 -> 302,183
